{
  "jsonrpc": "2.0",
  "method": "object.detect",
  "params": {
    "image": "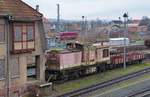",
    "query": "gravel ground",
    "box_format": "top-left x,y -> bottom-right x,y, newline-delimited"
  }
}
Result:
44,63 -> 150,97
93,77 -> 150,97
